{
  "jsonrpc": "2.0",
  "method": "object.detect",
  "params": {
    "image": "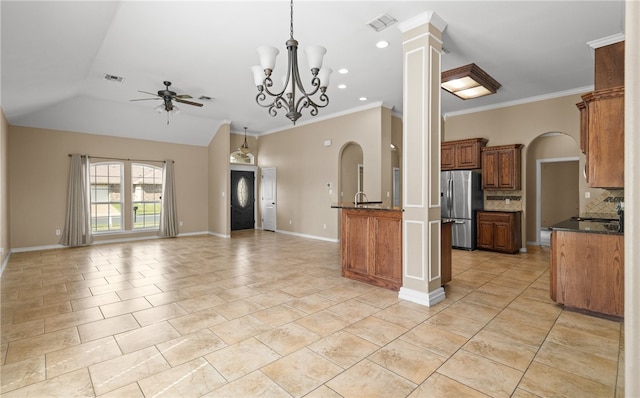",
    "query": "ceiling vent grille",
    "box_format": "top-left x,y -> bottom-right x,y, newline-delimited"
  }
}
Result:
367,14 -> 397,32
104,74 -> 124,83
198,96 -> 214,101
